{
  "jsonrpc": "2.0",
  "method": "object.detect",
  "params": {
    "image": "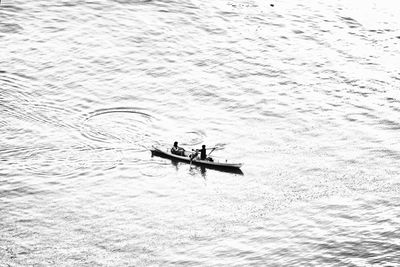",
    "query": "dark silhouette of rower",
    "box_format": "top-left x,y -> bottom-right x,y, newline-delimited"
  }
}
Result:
171,141 -> 185,156
191,144 -> 213,161
189,144 -> 207,161
200,145 -> 207,160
